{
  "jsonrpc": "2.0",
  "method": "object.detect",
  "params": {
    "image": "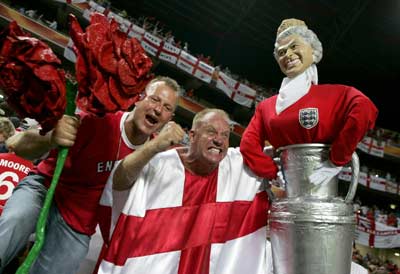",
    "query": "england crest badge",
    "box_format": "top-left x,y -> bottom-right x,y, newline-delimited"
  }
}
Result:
299,108 -> 319,129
